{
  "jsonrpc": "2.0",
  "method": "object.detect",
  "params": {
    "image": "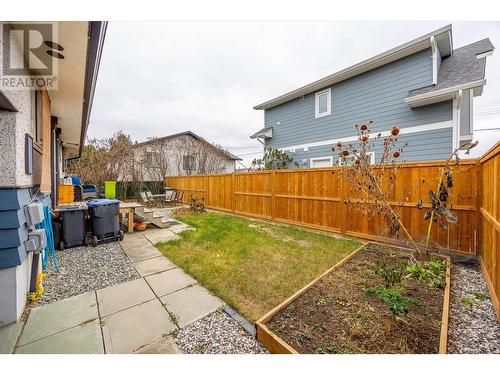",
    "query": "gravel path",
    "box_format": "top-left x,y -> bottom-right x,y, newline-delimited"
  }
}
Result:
176,310 -> 268,354
448,258 -> 500,354
34,241 -> 139,306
